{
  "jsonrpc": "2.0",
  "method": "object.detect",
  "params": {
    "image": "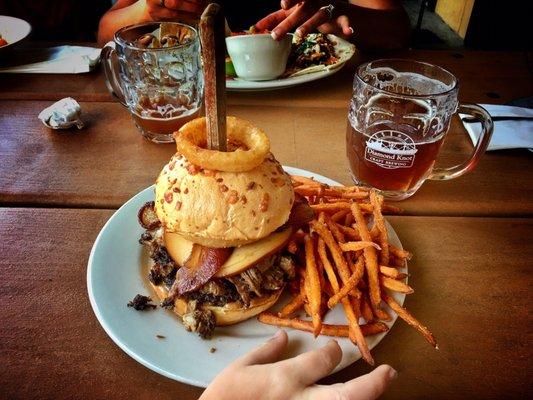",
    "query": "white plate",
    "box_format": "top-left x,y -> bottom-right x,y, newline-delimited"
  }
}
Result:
226,63 -> 347,92
87,166 -> 406,387
0,16 -> 31,51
